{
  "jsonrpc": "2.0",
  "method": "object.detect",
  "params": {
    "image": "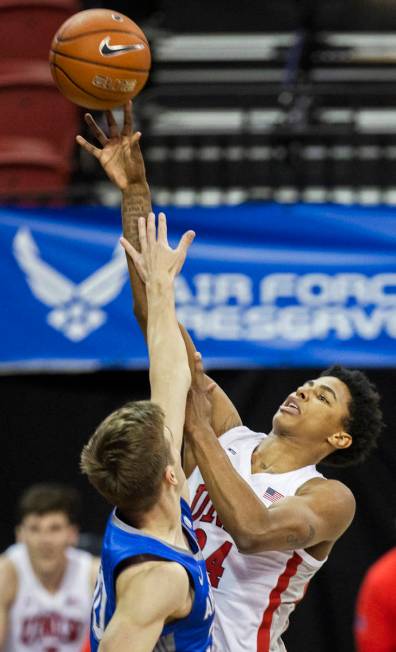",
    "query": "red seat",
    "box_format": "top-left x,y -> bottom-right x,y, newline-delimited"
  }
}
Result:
0,136 -> 70,199
0,0 -> 79,59
0,59 -> 79,158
